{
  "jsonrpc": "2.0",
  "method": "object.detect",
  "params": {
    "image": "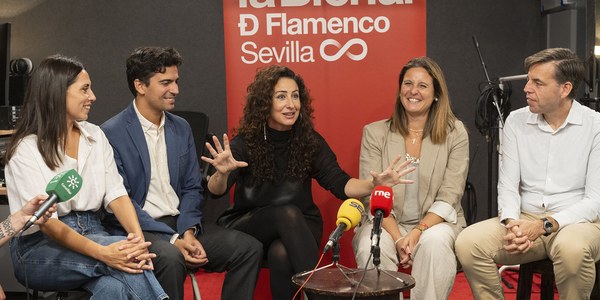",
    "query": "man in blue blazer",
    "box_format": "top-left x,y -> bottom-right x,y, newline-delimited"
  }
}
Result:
101,46 -> 262,300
